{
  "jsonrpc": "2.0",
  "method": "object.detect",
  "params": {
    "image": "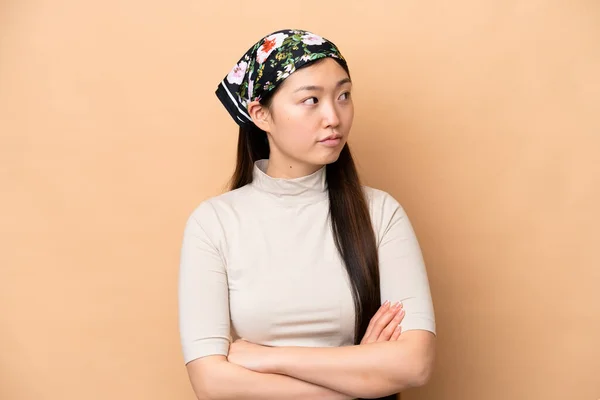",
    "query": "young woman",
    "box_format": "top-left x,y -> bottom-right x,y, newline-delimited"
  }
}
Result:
178,29 -> 436,400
